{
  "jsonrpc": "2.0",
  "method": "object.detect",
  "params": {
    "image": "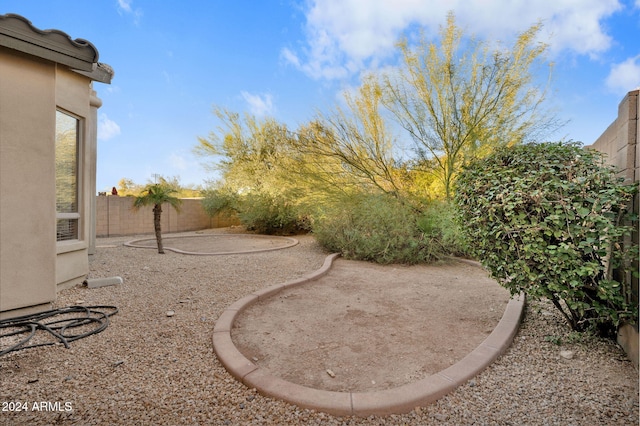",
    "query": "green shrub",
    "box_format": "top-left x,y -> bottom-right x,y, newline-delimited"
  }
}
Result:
455,141 -> 637,333
417,201 -> 470,258
202,188 -> 310,235
313,193 -> 446,264
236,192 -> 310,235
201,188 -> 238,217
